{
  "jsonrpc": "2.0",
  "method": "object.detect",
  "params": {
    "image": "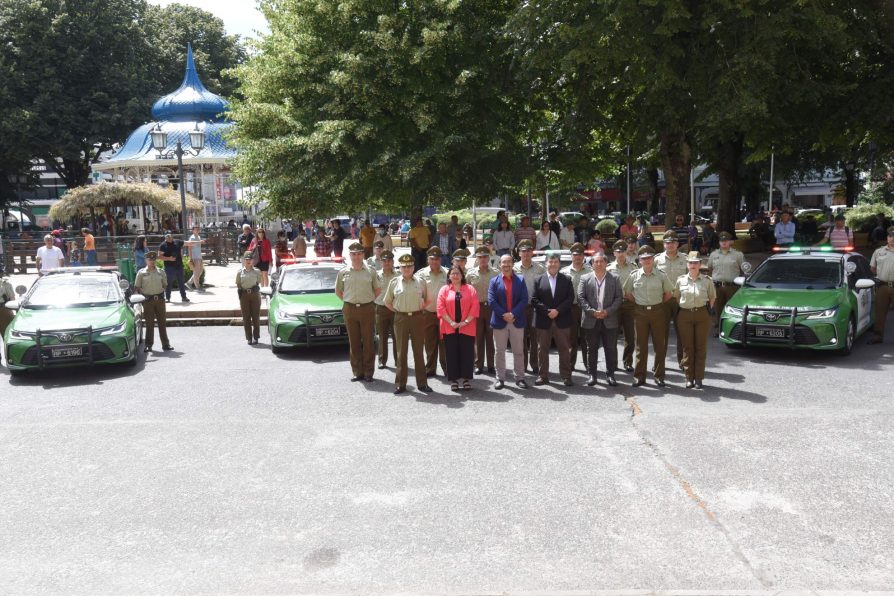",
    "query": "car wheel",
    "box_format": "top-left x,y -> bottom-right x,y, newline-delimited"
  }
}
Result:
840,318 -> 856,356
